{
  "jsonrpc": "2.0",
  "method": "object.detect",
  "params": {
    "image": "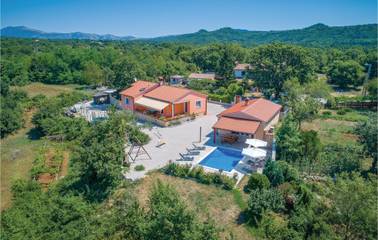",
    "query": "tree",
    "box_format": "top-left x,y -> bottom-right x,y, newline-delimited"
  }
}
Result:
328,60 -> 364,88
82,61 -> 104,86
147,180 -> 219,240
283,79 -> 320,127
319,144 -> 363,176
355,113 -> 378,173
246,188 -> 284,225
300,130 -> 321,173
244,173 -> 270,192
276,114 -> 302,162
329,173 -> 377,239
365,78 -> 378,99
111,57 -> 146,89
250,43 -> 315,97
0,89 -> 27,138
76,112 -> 128,201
